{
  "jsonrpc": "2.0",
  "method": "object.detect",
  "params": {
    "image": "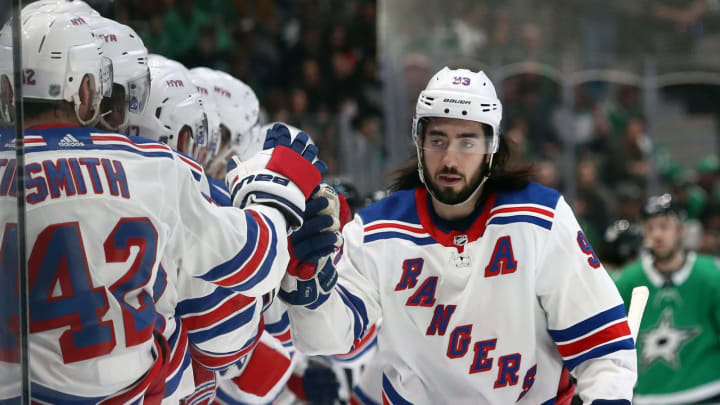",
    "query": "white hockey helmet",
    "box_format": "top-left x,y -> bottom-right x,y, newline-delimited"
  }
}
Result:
0,21 -> 14,125
22,0 -> 100,17
187,68 -> 221,168
412,67 -> 502,153
128,54 -> 207,159
191,67 -> 260,161
85,16 -> 150,133
412,67 -> 503,204
21,12 -> 112,126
